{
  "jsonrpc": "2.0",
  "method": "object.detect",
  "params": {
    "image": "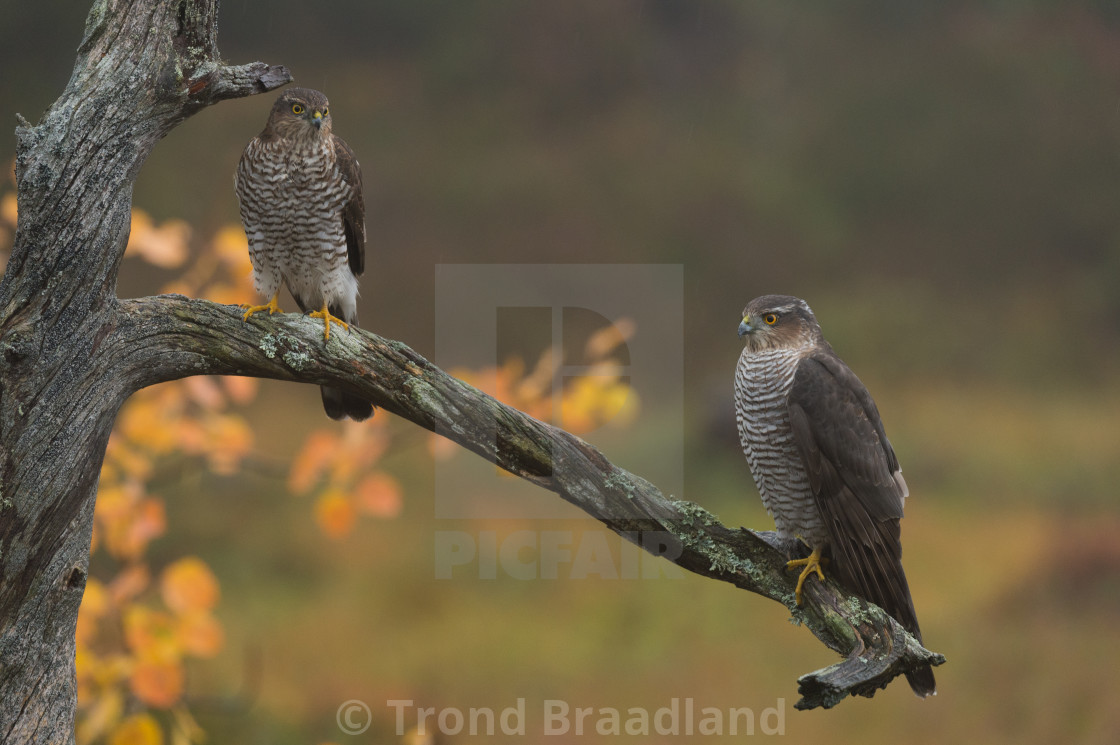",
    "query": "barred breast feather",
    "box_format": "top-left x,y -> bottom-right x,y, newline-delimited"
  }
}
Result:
734,344 -> 829,547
